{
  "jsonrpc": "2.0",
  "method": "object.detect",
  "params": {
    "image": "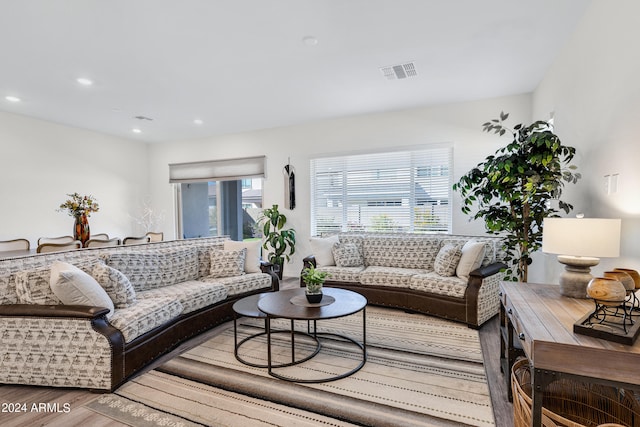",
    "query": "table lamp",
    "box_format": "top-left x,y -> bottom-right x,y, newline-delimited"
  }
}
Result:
542,217 -> 621,298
